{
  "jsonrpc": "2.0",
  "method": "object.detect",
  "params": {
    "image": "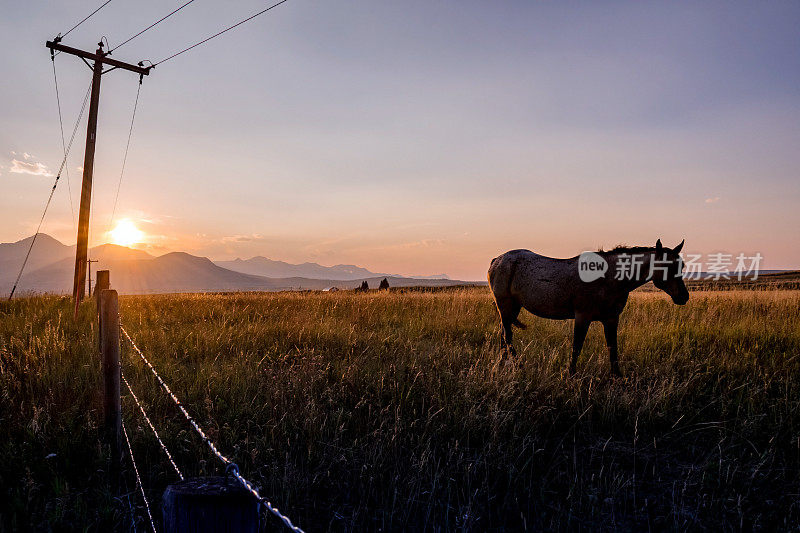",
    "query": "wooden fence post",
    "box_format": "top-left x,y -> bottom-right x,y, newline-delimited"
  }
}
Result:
96,270 -> 110,296
100,289 -> 121,489
96,270 -> 109,352
162,477 -> 260,532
